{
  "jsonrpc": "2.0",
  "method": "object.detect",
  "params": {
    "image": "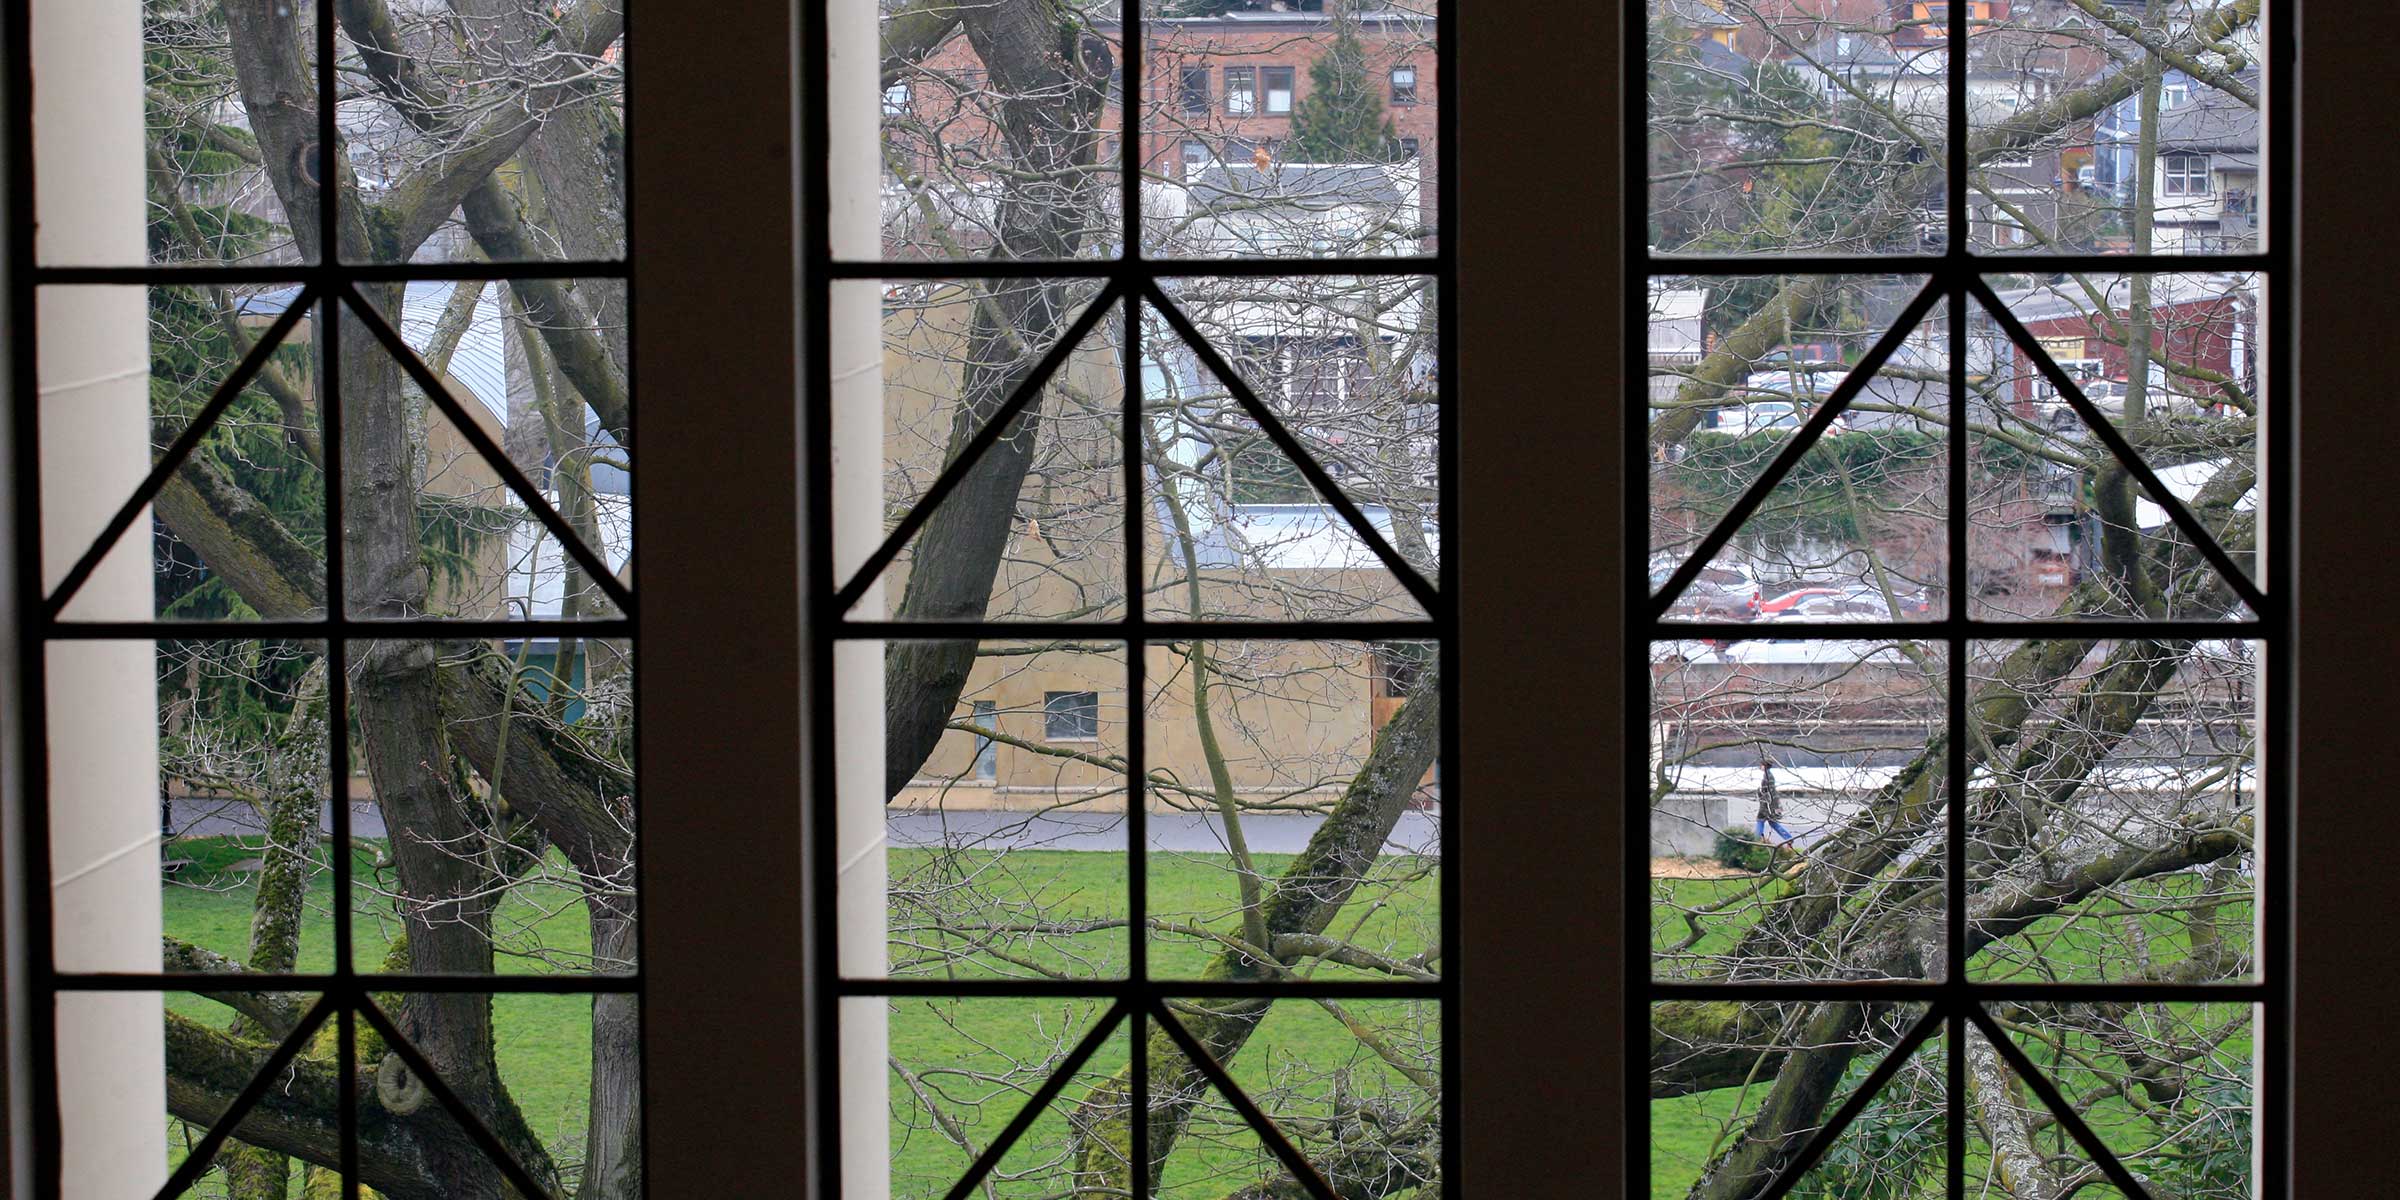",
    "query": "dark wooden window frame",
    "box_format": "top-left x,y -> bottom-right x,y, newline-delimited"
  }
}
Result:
5,2 -> 2398,1198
